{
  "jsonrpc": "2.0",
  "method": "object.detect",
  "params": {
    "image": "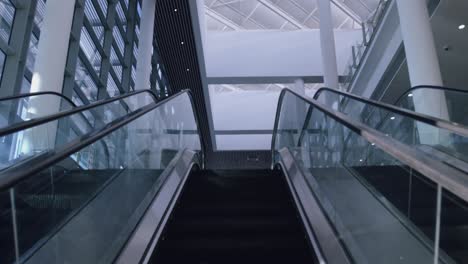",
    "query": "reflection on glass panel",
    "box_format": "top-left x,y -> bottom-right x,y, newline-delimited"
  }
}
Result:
115,1 -> 127,32
111,47 -> 123,82
71,92 -> 84,107
80,27 -> 102,73
75,58 -> 98,102
316,89 -> 468,168
272,90 -> 468,264
85,0 -> 105,46
131,65 -> 136,86
113,27 -> 125,55
26,34 -> 39,71
96,0 -> 108,16
107,74 -> 119,97
0,91 -> 154,171
133,40 -> 138,63
0,49 -> 5,82
137,1 -> 142,18
20,77 -> 30,93
0,92 -> 200,263
34,0 -> 46,28
0,0 -> 15,43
